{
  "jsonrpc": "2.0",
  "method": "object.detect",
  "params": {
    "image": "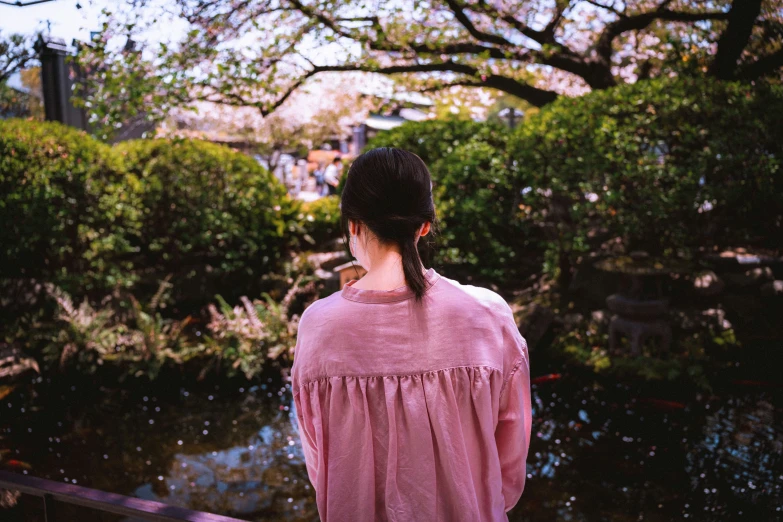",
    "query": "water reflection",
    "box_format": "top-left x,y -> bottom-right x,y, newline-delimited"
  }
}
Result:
1,373 -> 781,521
518,378 -> 782,521
136,422 -> 313,519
